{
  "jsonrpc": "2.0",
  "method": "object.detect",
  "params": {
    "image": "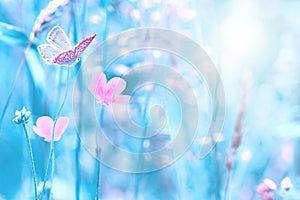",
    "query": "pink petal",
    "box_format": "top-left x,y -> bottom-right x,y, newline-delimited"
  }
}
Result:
88,72 -> 107,102
103,97 -> 112,106
107,77 -> 126,96
89,73 -> 128,106
32,116 -> 69,142
257,183 -> 269,194
103,77 -> 122,106
32,116 -> 53,141
53,117 -> 69,141
104,77 -> 127,105
113,95 -> 130,104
